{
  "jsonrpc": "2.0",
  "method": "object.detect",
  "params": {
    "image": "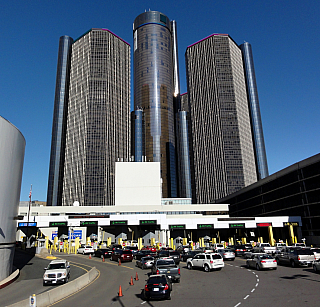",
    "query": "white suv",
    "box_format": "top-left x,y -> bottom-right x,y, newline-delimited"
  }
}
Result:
187,253 -> 224,272
77,244 -> 94,255
43,259 -> 70,286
